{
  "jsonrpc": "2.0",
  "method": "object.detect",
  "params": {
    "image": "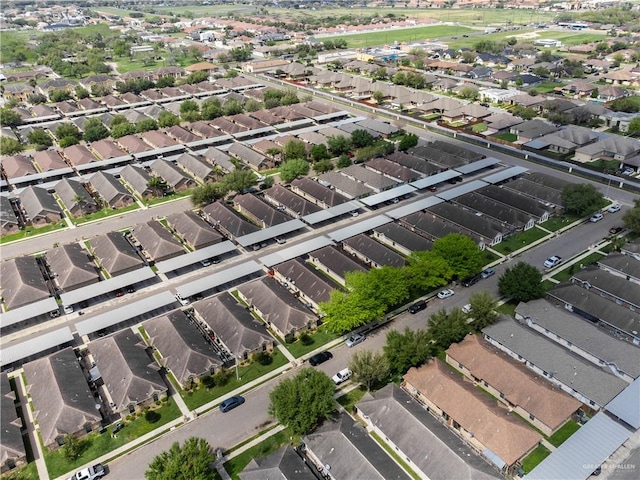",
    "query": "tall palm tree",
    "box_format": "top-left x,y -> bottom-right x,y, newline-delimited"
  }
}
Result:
147,176 -> 165,198
72,194 -> 86,217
